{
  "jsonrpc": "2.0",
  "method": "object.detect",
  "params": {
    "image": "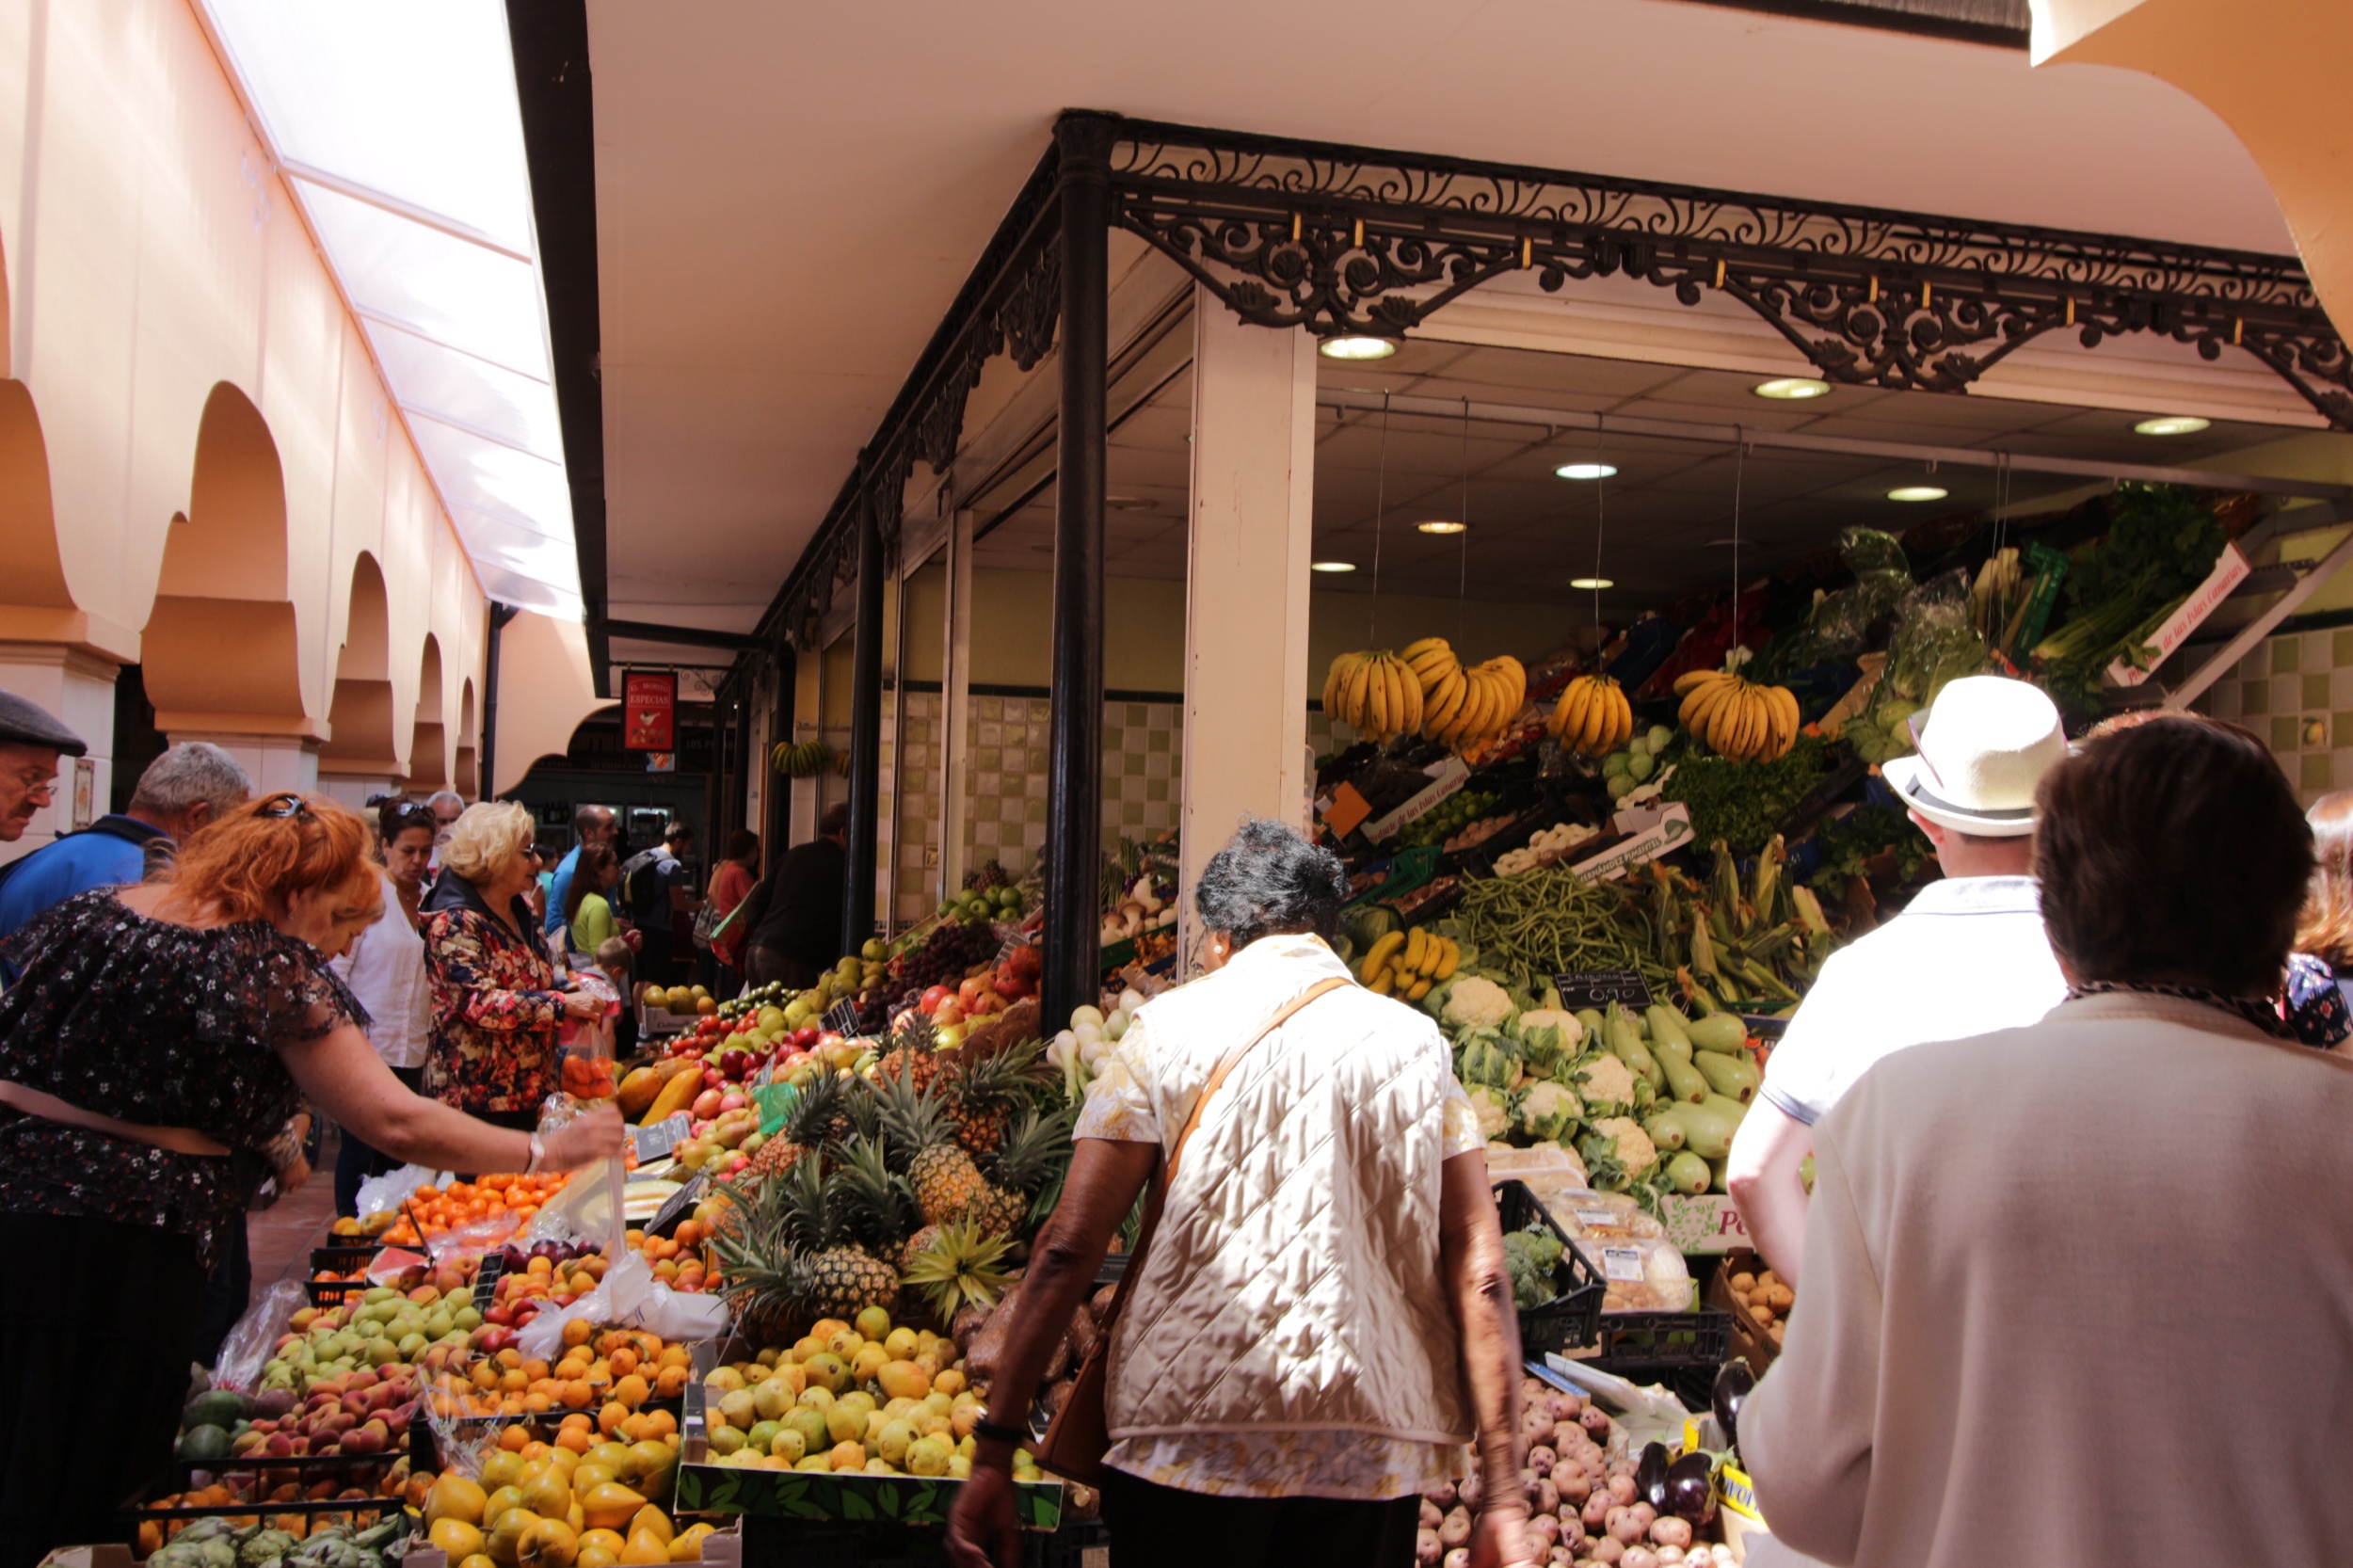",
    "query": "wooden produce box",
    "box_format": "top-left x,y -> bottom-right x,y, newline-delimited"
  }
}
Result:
674,1338 -> 1064,1529
1706,1248 -> 1791,1376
